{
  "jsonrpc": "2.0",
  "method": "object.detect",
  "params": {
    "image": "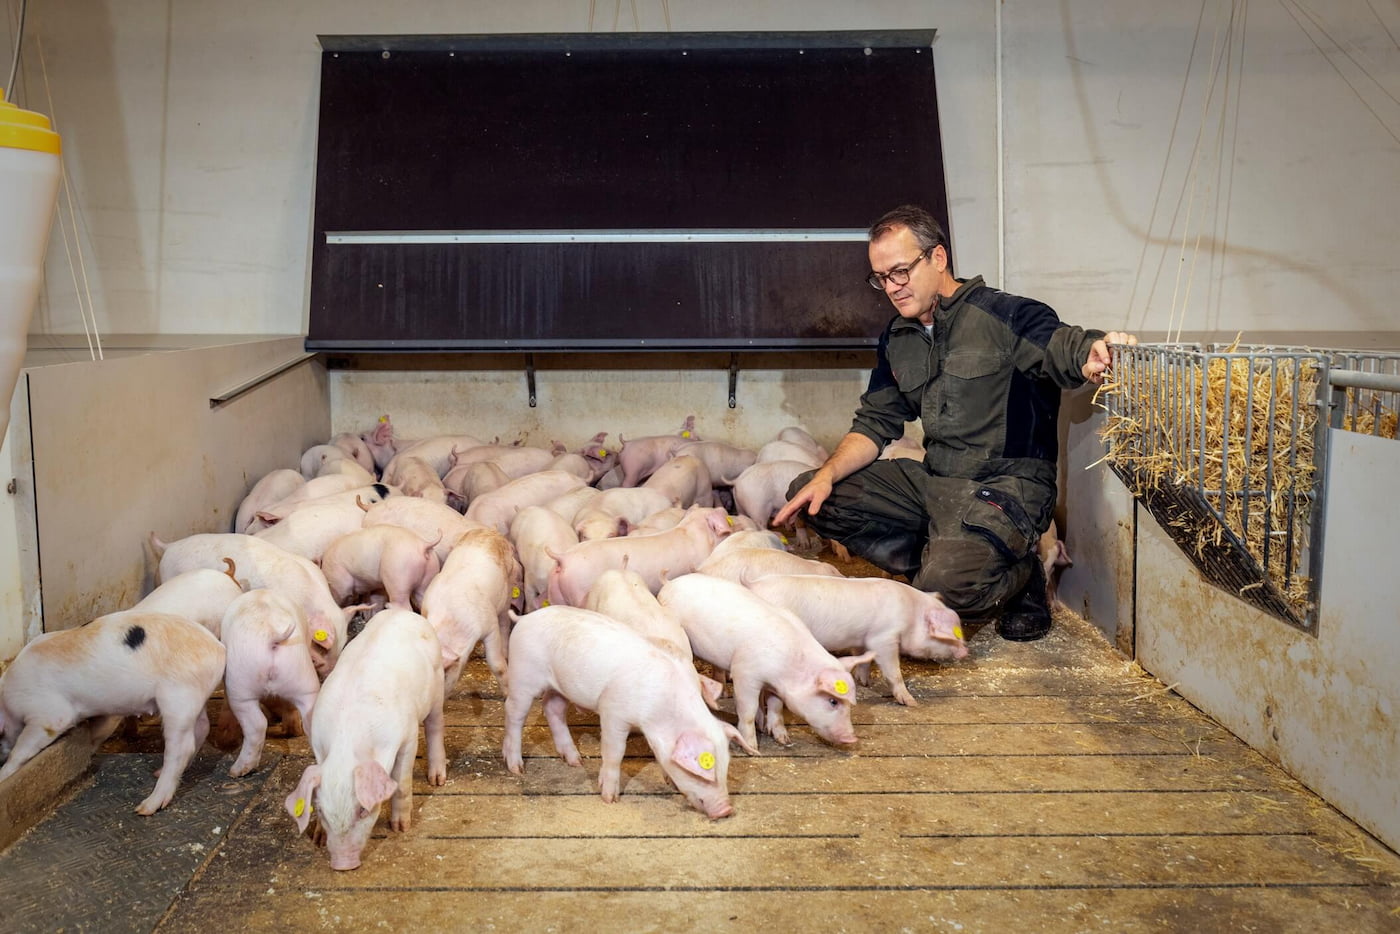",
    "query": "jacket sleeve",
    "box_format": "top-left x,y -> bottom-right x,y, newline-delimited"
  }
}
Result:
849,322 -> 919,447
1007,297 -> 1105,389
